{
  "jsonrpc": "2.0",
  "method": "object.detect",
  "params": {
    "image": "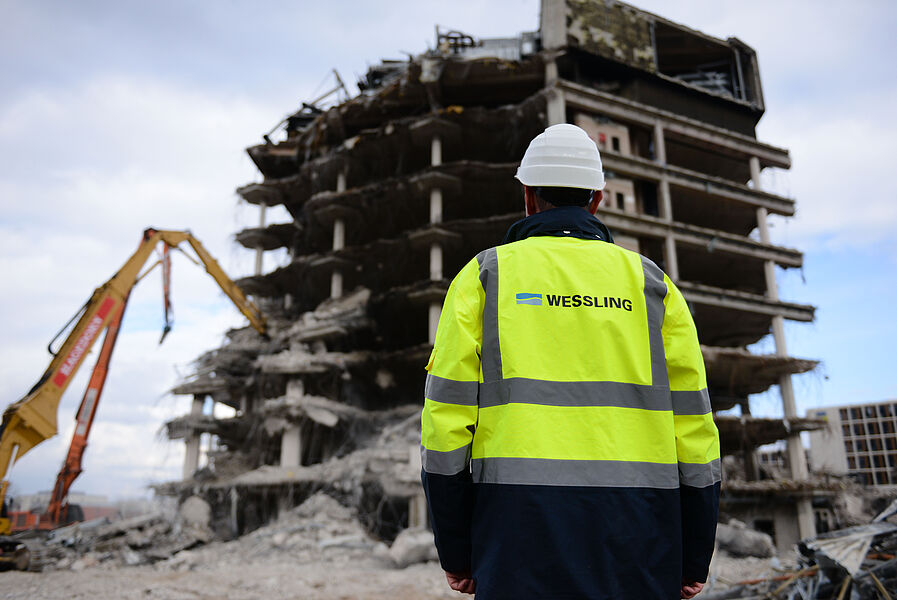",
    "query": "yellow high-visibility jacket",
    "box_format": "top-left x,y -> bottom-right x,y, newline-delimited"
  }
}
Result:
421,207 -> 720,599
